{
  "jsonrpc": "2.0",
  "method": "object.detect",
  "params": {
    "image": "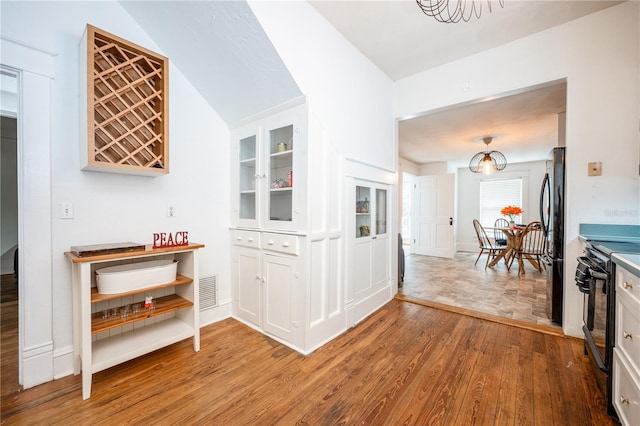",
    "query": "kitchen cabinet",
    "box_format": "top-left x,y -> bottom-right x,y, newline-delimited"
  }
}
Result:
612,258 -> 640,425
232,230 -> 302,347
65,243 -> 203,399
348,180 -> 391,321
231,101 -> 307,232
